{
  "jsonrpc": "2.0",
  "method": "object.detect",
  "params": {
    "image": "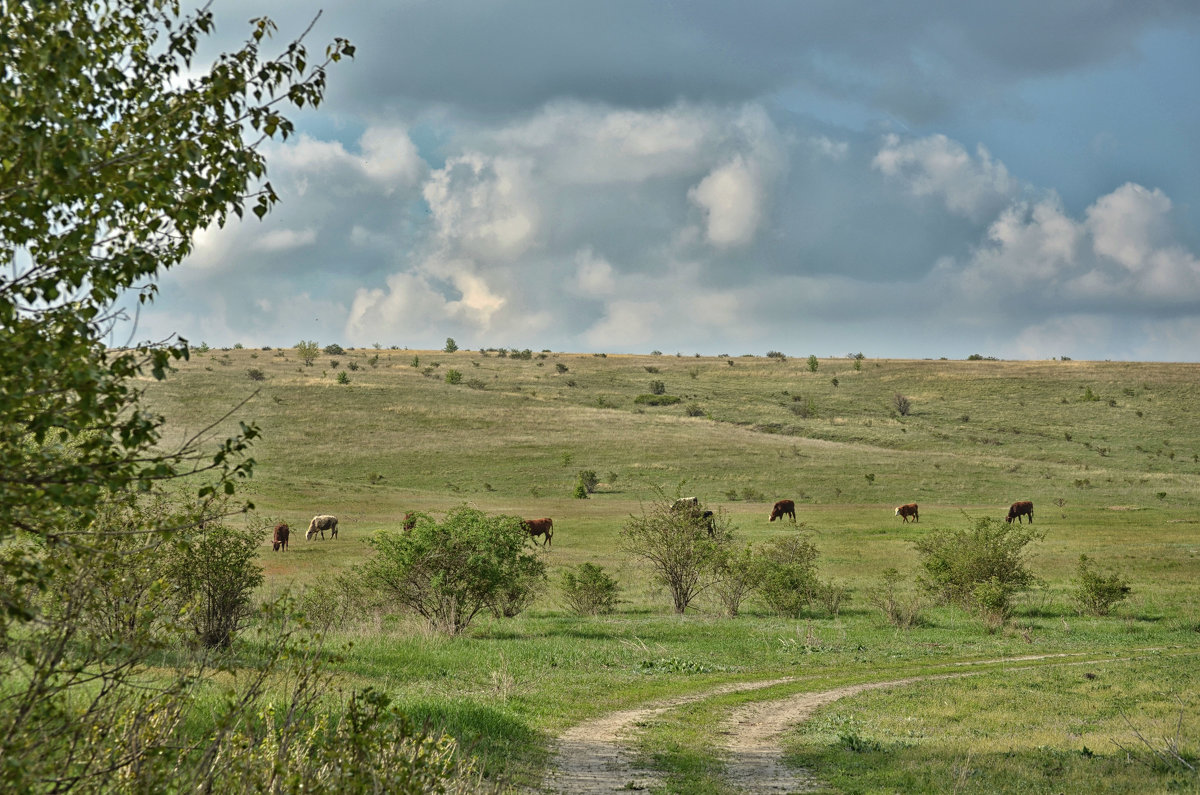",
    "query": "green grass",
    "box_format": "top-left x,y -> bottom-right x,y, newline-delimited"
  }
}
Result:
140,347 -> 1200,791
